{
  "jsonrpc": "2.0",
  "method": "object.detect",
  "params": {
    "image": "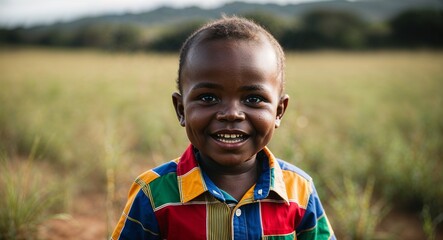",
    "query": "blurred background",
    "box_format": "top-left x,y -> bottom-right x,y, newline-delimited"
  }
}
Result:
1,0 -> 442,239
